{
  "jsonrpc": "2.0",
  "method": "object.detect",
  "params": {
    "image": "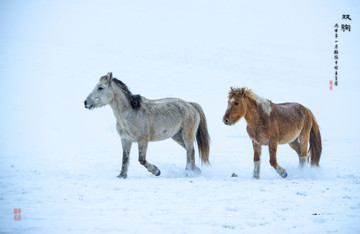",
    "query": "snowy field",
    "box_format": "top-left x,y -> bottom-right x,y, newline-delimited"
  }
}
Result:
1,0 -> 360,233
